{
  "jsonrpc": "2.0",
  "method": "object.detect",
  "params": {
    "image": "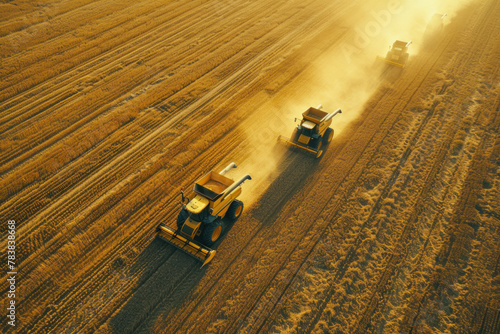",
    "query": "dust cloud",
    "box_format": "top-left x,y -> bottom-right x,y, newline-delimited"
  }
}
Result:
310,0 -> 477,131
368,0 -> 477,55
237,0 -> 476,206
